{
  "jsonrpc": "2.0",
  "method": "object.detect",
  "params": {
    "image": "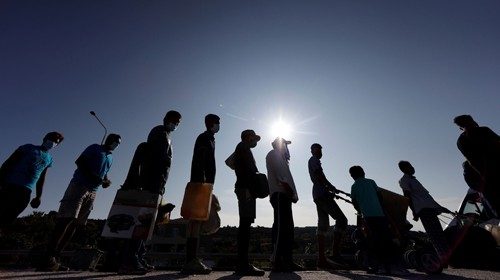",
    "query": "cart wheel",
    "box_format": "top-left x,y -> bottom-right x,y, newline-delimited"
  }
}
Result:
403,249 -> 418,268
418,249 -> 443,275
